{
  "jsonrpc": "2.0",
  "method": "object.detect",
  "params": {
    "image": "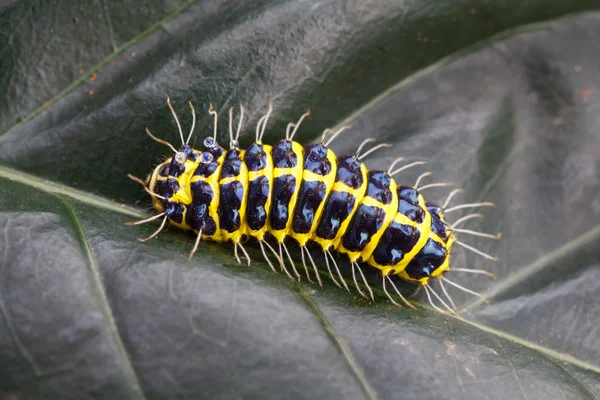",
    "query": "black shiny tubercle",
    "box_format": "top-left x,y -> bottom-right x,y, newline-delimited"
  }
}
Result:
165,202 -> 186,224
426,202 -> 450,242
193,159 -> 219,178
218,181 -> 244,233
292,180 -> 326,234
155,178 -> 180,199
271,140 -> 299,168
186,180 -> 217,235
303,144 -> 332,176
341,204 -> 386,254
315,190 -> 355,240
269,174 -> 296,230
246,176 -> 270,231
403,238 -> 447,280
244,143 -> 269,172
371,222 -> 420,266
220,149 -> 243,178
397,185 -> 425,223
335,155 -> 363,189
365,171 -> 393,204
